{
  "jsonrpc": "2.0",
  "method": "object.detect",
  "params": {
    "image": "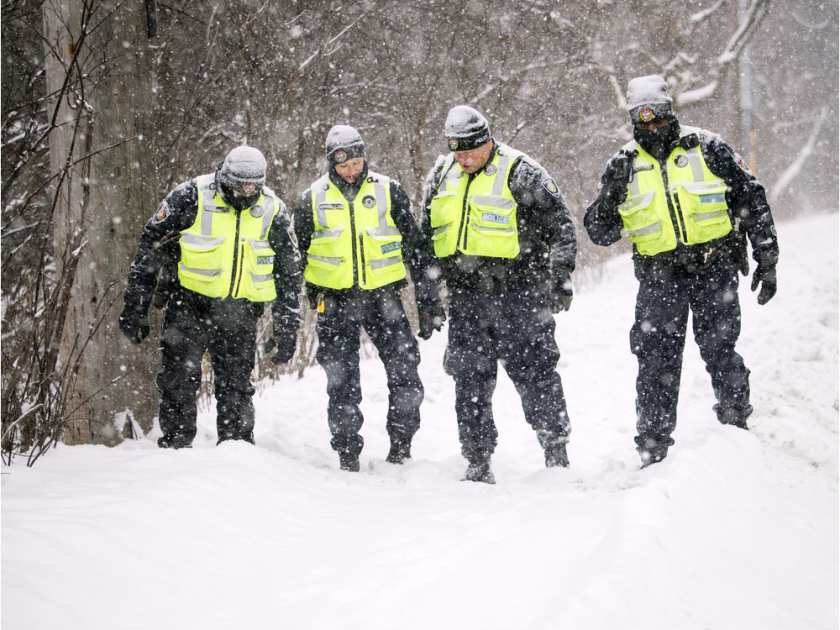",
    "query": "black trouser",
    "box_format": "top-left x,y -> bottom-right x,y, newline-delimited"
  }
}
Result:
631,255 -> 752,449
315,285 -> 423,456
156,291 -> 261,443
445,282 -> 571,461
